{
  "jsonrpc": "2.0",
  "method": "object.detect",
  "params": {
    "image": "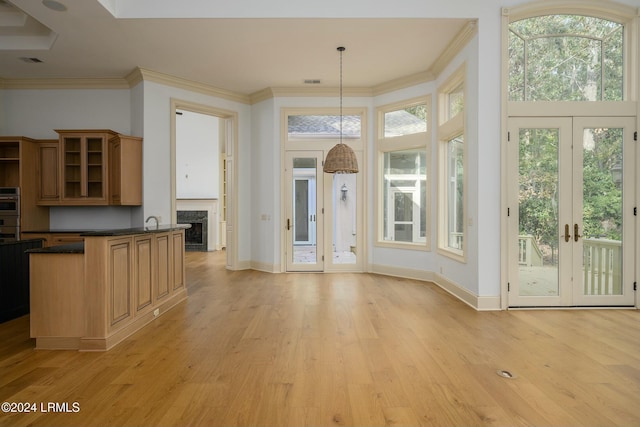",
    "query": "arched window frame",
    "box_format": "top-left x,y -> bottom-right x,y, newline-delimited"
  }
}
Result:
502,0 -> 638,115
